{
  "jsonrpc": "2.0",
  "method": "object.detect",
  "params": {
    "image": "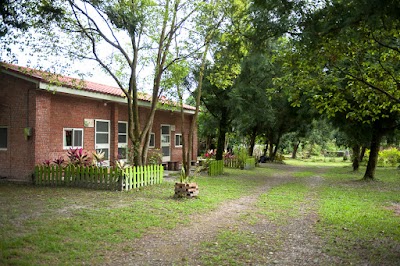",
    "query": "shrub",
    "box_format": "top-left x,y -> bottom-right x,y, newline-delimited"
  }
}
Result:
92,150 -> 105,166
67,148 -> 92,166
234,147 -> 249,169
275,153 -> 285,162
41,149 -> 93,167
378,148 -> 400,167
53,156 -> 65,166
147,149 -> 162,165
